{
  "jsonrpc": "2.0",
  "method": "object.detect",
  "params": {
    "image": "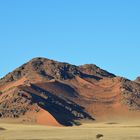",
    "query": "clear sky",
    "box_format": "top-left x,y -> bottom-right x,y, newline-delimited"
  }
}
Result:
0,0 -> 140,80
